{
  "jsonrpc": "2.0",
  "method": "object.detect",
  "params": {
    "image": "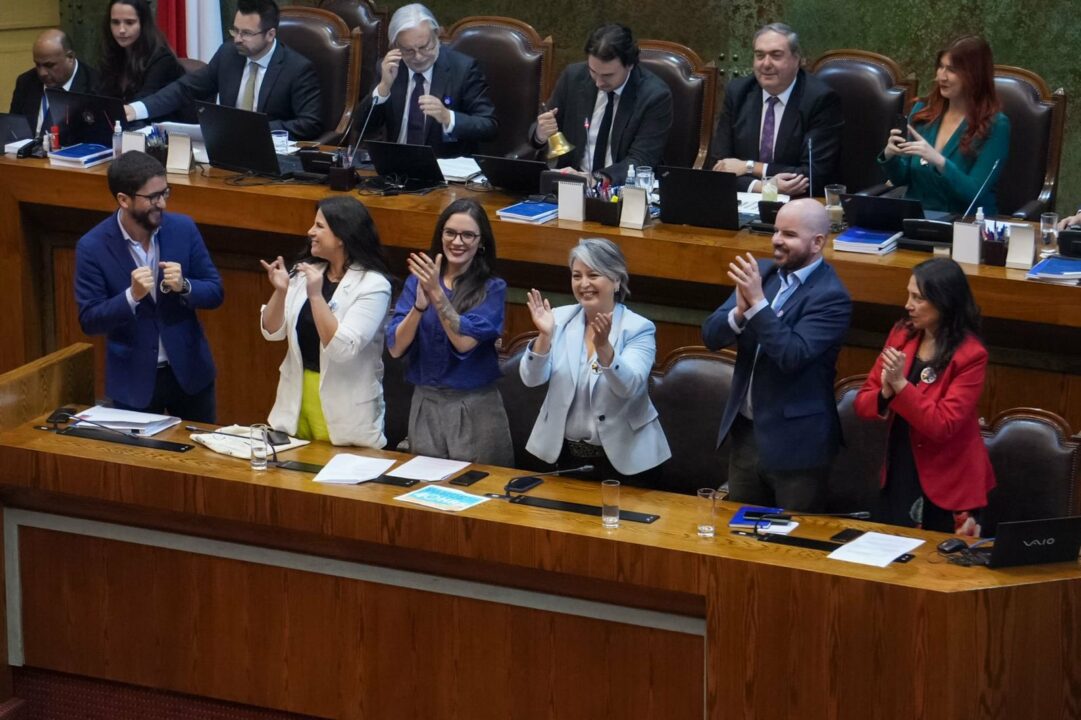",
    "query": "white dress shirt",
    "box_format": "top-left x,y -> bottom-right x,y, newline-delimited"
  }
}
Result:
372,59 -> 456,139
758,77 -> 797,180
579,72 -> 632,174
